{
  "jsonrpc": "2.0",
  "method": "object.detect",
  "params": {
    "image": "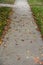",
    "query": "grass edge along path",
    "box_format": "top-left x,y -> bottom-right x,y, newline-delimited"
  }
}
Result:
0,0 -> 15,45
28,0 -> 43,38
0,7 -> 13,45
